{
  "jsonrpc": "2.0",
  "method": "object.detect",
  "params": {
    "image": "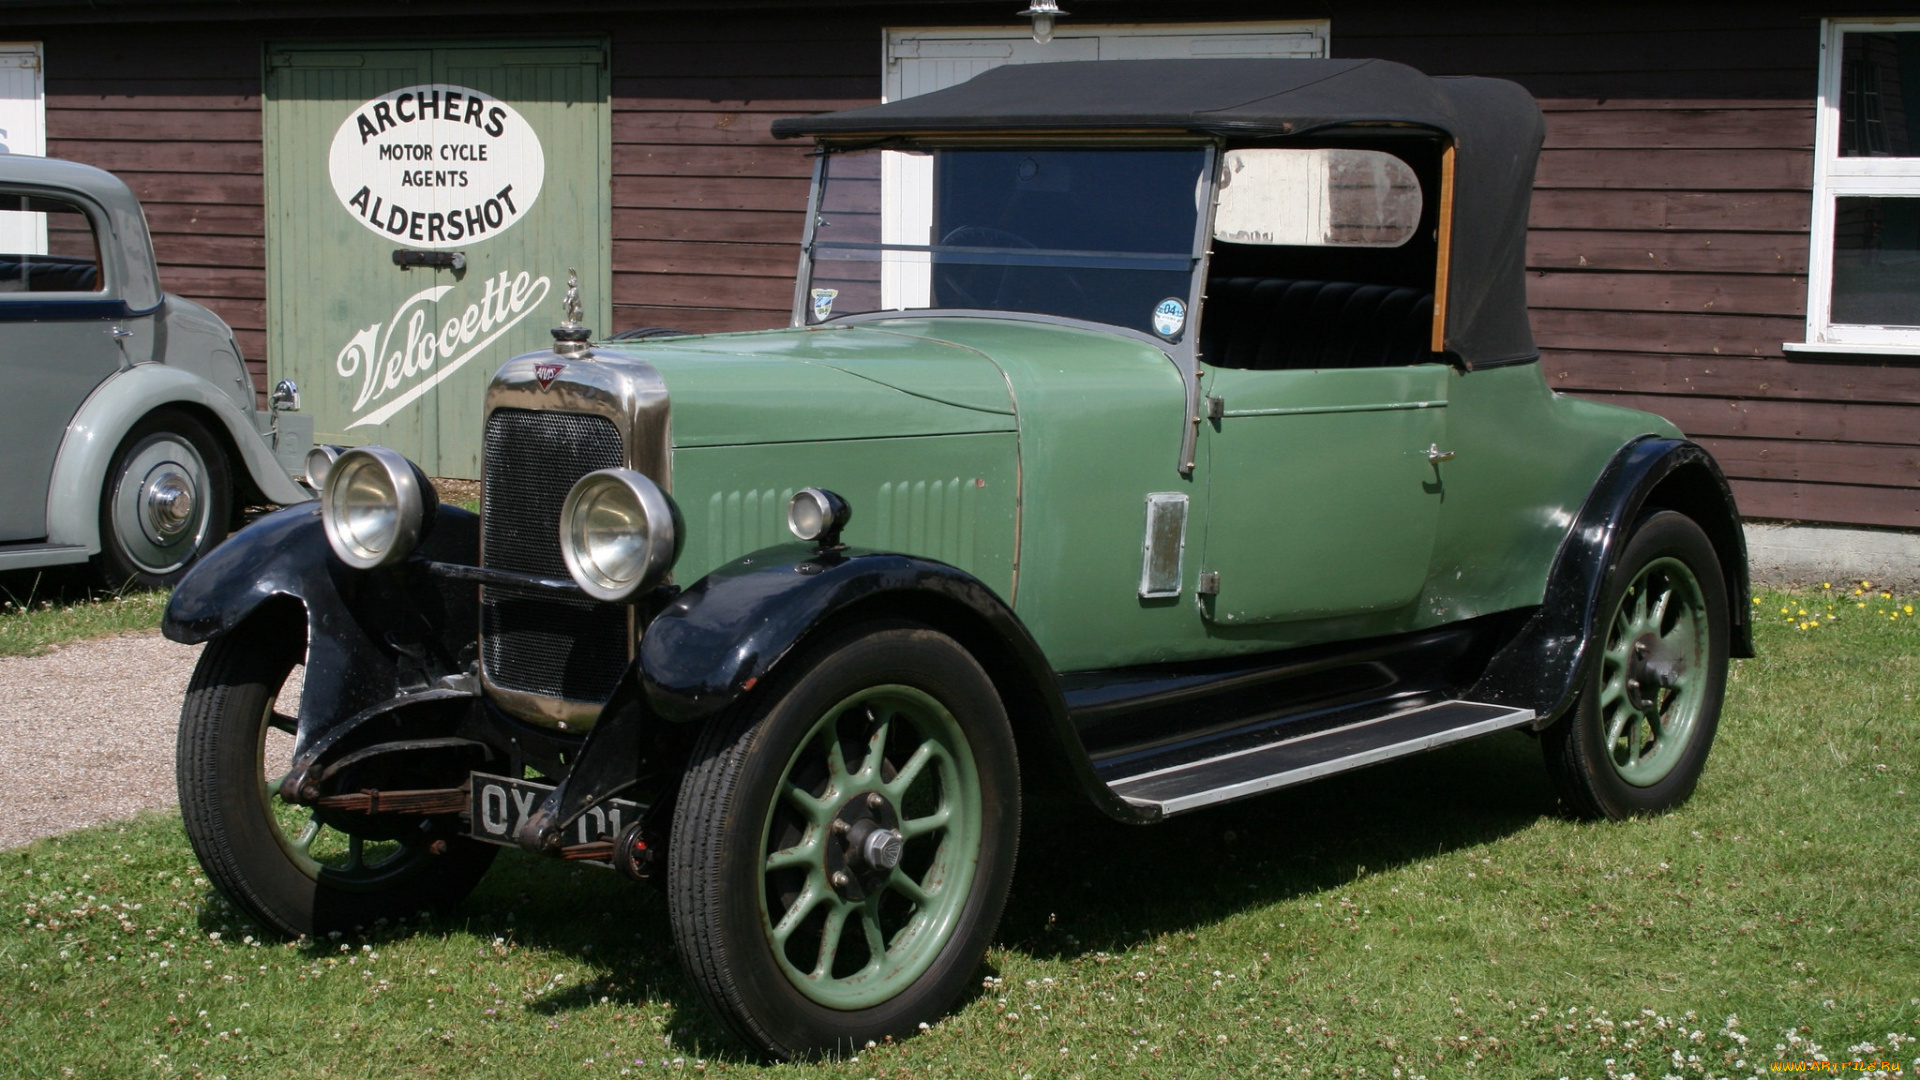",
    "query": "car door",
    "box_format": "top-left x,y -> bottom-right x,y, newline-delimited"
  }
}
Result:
0,190 -> 125,542
1199,360 -> 1448,625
